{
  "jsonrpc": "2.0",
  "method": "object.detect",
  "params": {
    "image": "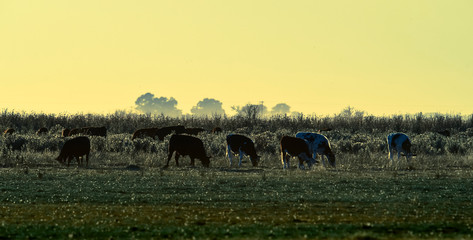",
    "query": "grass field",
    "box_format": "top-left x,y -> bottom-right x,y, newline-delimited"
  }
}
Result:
1,159 -> 473,239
